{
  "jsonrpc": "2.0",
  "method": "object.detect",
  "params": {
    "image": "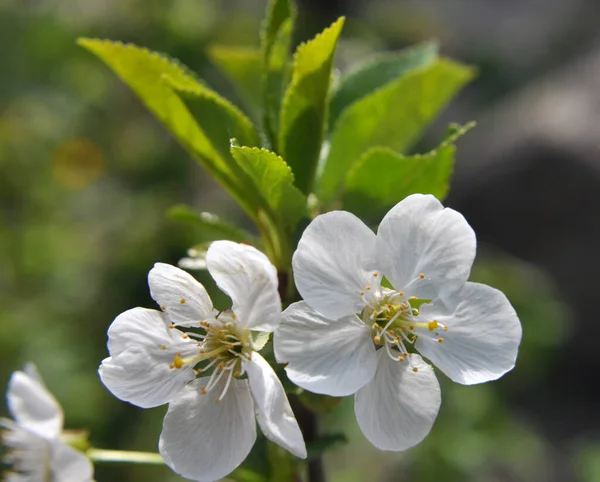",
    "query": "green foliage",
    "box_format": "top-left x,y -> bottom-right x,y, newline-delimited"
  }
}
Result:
207,46 -> 263,115
318,58 -> 475,205
261,0 -> 297,148
343,122 -> 475,222
77,39 -> 263,224
167,205 -> 260,244
230,146 -> 307,232
166,74 -> 261,160
307,433 -> 348,461
279,17 -> 345,194
329,42 -> 438,130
